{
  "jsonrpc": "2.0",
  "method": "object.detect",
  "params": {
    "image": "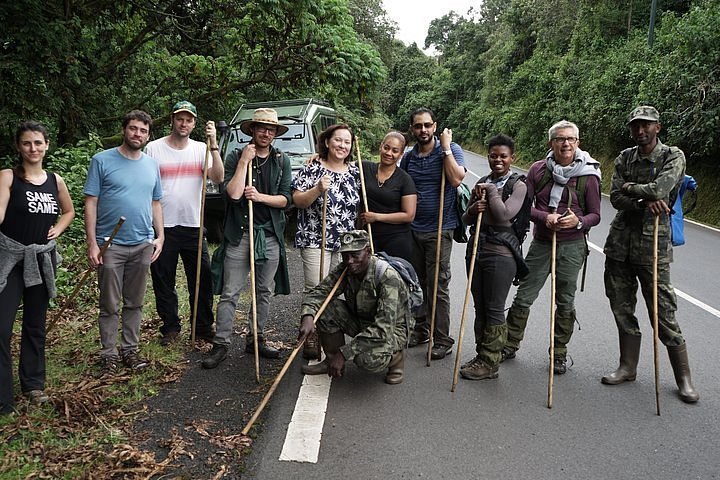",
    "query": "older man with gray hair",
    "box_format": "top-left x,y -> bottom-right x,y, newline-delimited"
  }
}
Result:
502,120 -> 602,374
